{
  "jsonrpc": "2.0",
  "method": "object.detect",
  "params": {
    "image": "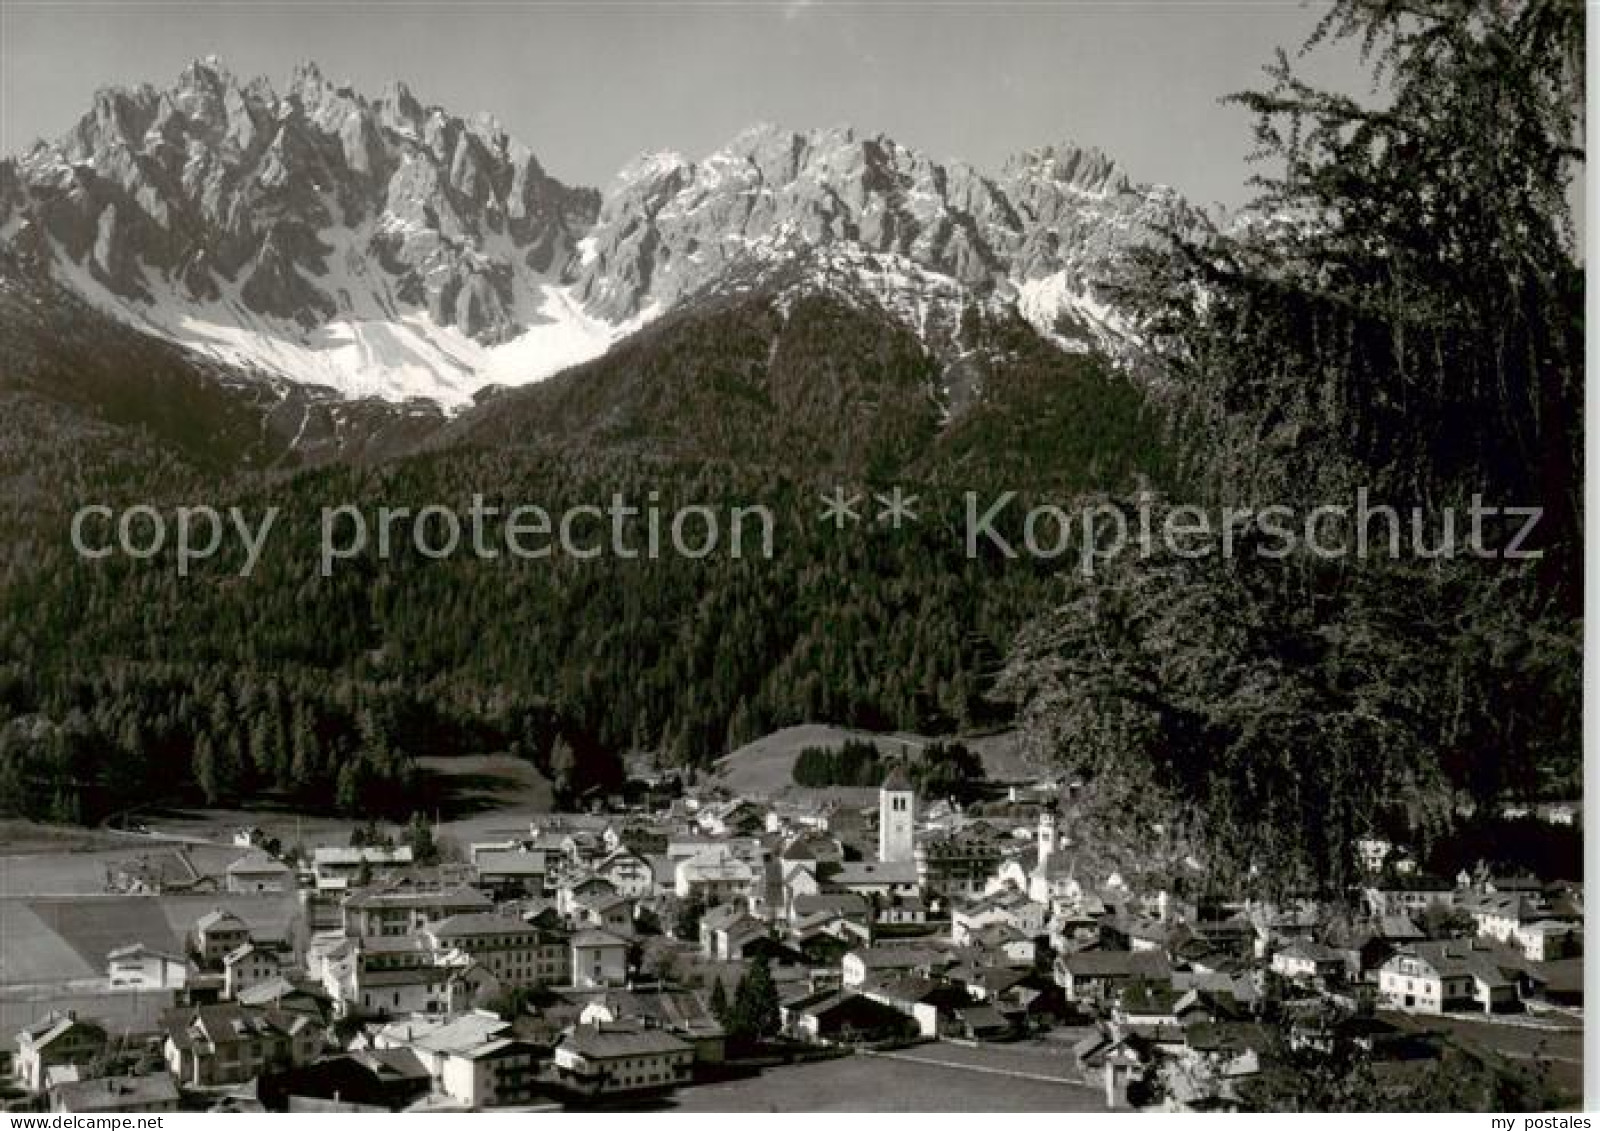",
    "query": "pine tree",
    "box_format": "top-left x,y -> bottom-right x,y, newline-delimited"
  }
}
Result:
708,977 -> 729,1026
404,811 -> 439,864
730,953 -> 780,1044
549,736 -> 577,802
192,734 -> 218,804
